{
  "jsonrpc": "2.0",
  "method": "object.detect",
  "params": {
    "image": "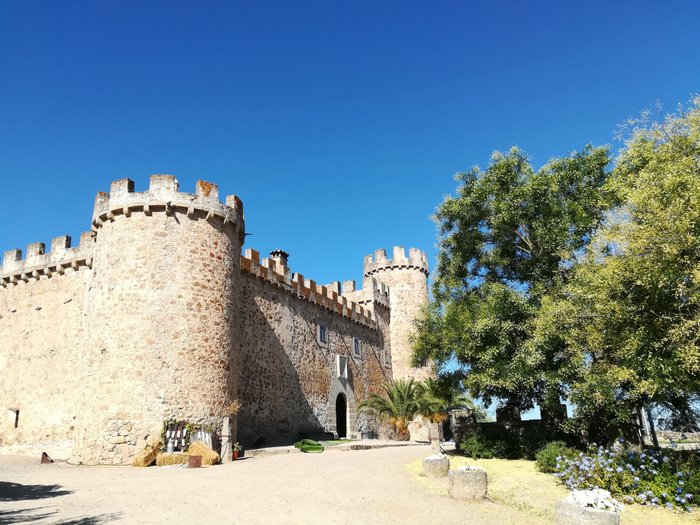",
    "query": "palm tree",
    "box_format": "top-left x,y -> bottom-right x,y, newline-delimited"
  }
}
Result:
416,378 -> 449,424
358,379 -> 422,440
